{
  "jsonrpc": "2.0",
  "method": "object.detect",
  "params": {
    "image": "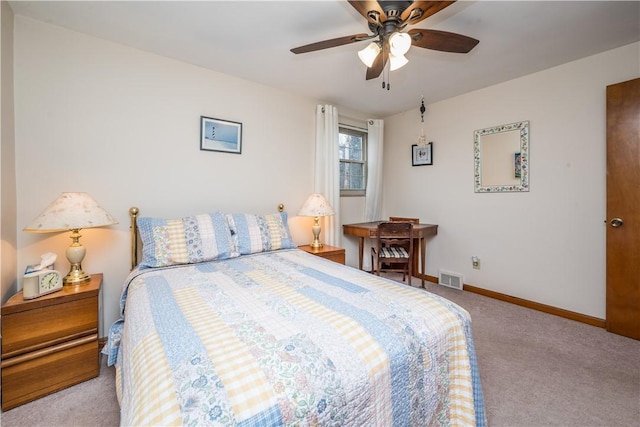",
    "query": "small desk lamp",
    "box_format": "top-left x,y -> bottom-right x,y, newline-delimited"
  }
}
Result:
298,193 -> 335,249
24,192 -> 117,285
